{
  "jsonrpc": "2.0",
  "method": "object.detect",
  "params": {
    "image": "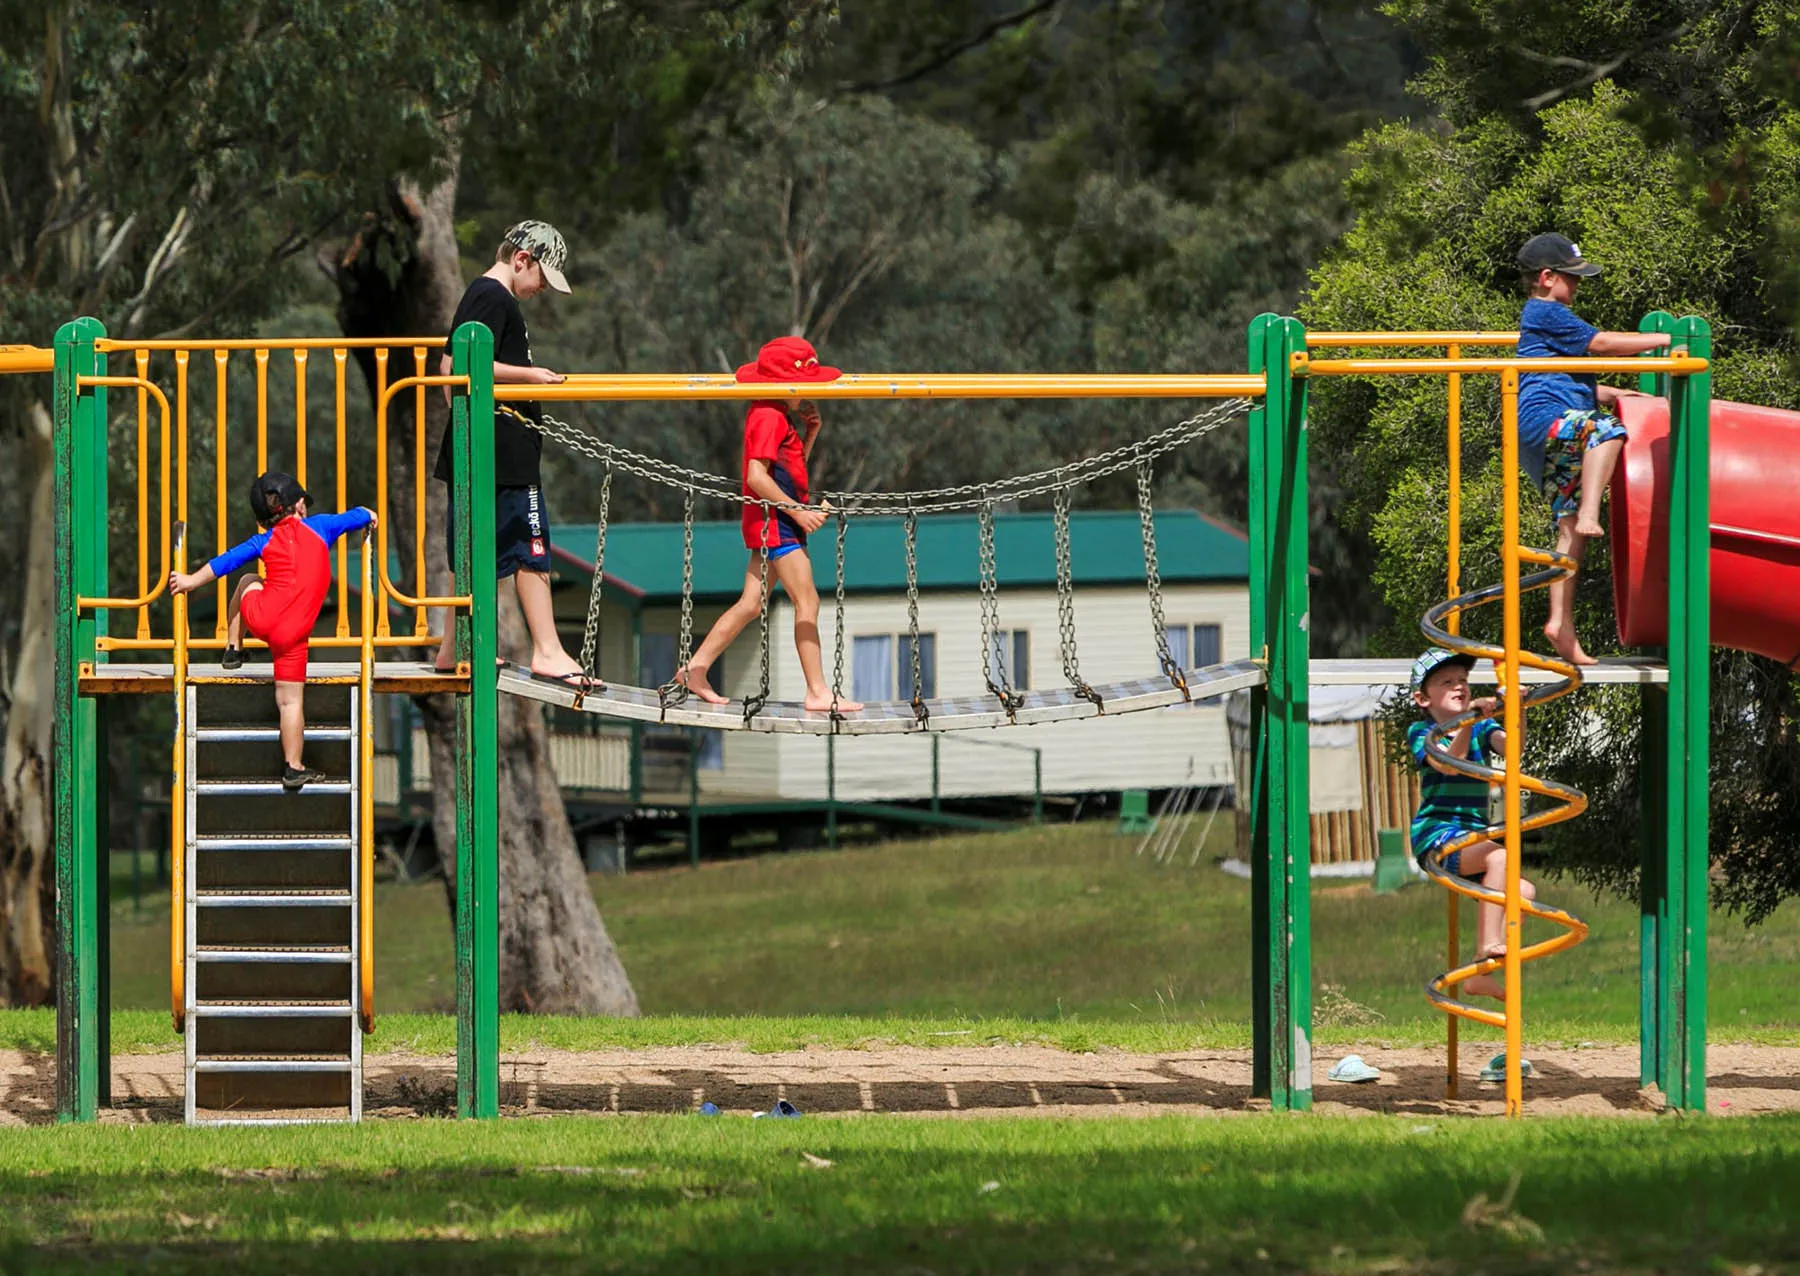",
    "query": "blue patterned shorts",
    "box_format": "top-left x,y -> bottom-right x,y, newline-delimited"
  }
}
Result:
1541,409 -> 1627,520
